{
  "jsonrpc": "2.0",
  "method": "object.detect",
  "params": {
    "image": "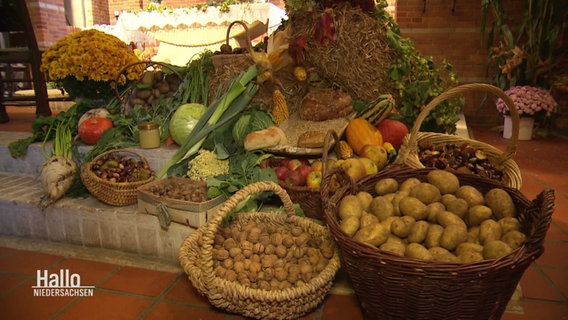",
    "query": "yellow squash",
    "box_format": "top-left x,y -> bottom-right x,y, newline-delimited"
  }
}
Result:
345,118 -> 383,156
